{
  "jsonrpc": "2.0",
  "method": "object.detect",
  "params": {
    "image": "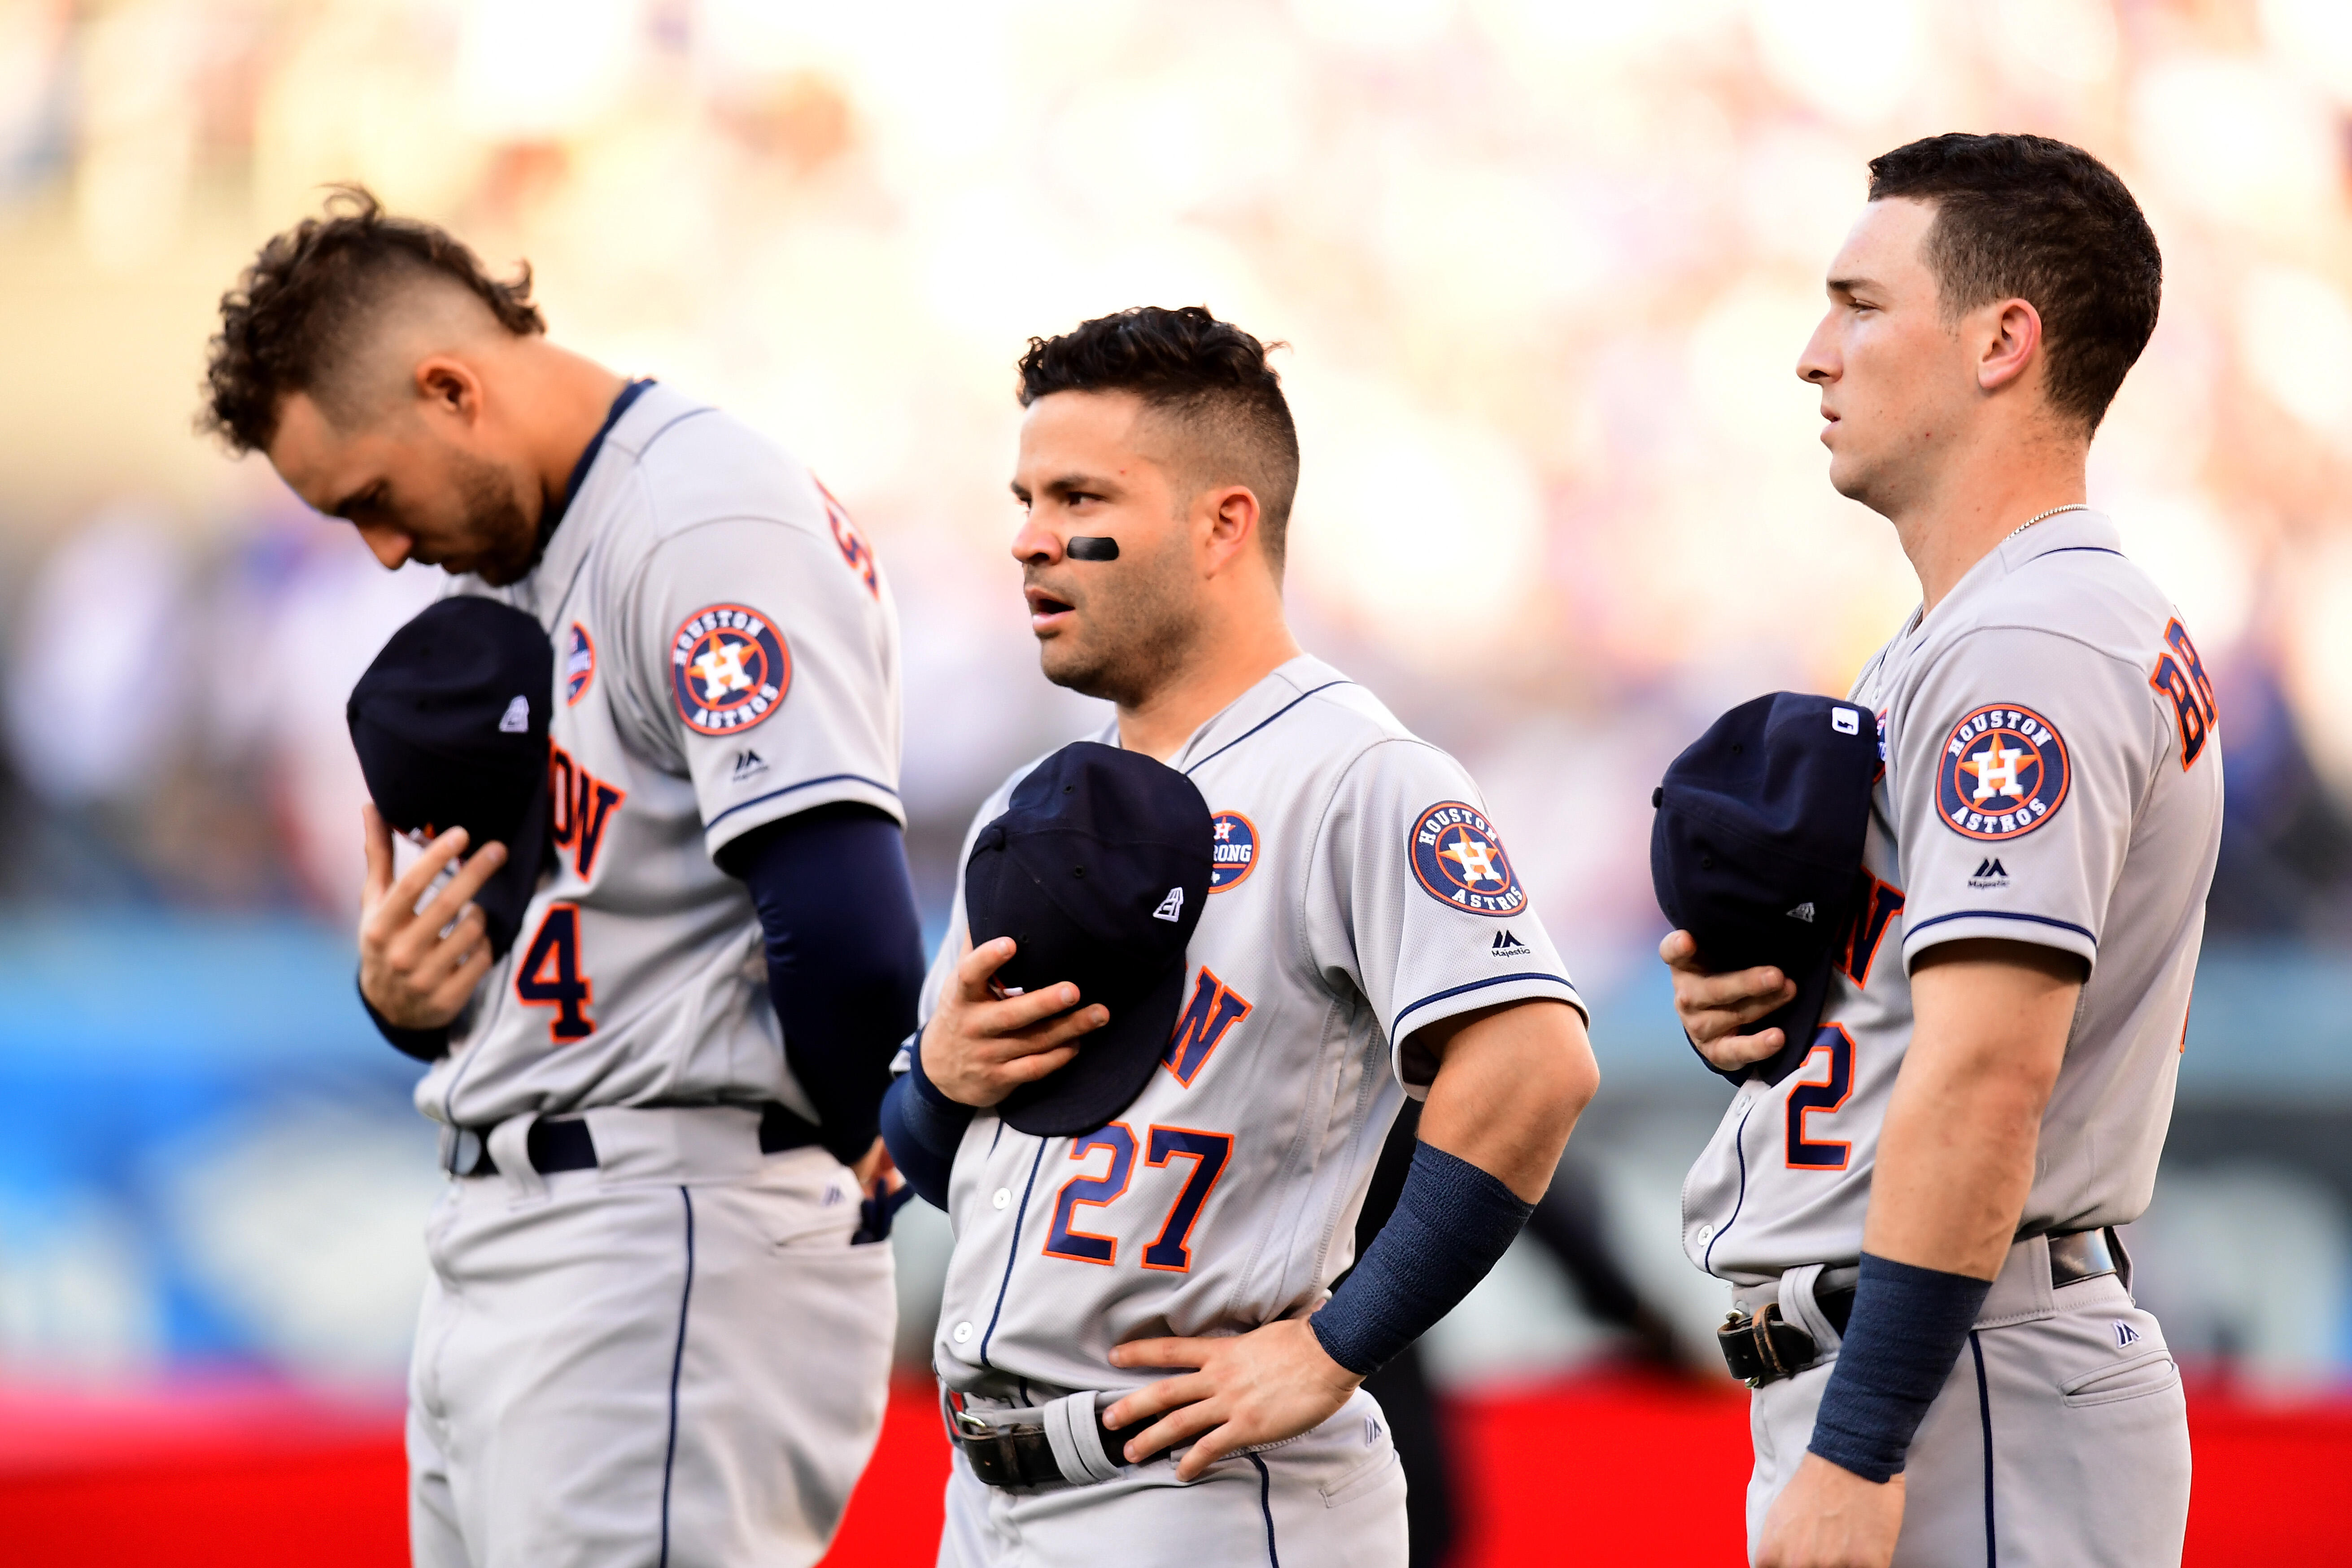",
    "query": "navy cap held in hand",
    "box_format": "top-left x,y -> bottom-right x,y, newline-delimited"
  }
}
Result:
347,596 -> 554,959
966,741 -> 1213,1137
1650,692 -> 1879,1085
